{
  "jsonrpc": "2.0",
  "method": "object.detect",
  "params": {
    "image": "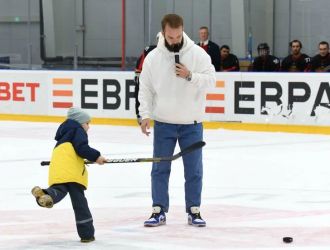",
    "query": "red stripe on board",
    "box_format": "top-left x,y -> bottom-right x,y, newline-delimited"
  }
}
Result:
205,106 -> 225,113
53,102 -> 73,108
